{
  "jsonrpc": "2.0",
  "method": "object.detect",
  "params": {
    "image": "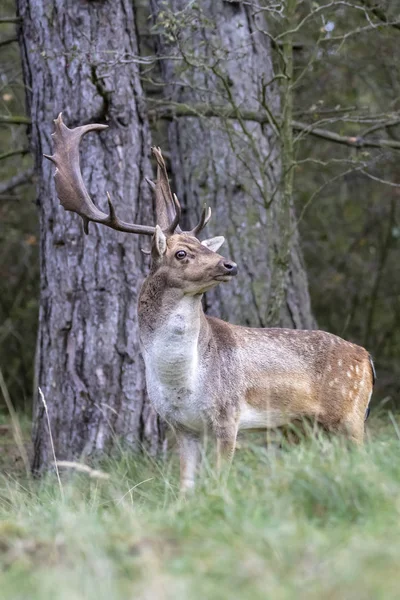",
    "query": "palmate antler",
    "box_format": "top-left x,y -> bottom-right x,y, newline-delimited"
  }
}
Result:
44,113 -> 211,238
44,113 -> 155,236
